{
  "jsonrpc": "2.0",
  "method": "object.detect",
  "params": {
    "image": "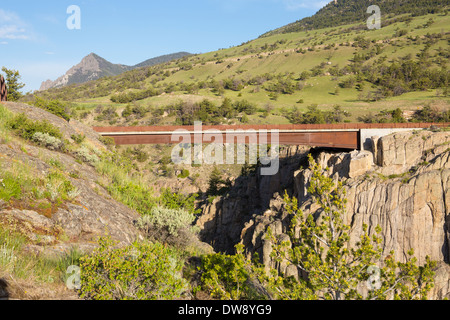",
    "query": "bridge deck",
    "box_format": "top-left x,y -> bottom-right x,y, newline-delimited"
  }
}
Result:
94,123 -> 449,150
